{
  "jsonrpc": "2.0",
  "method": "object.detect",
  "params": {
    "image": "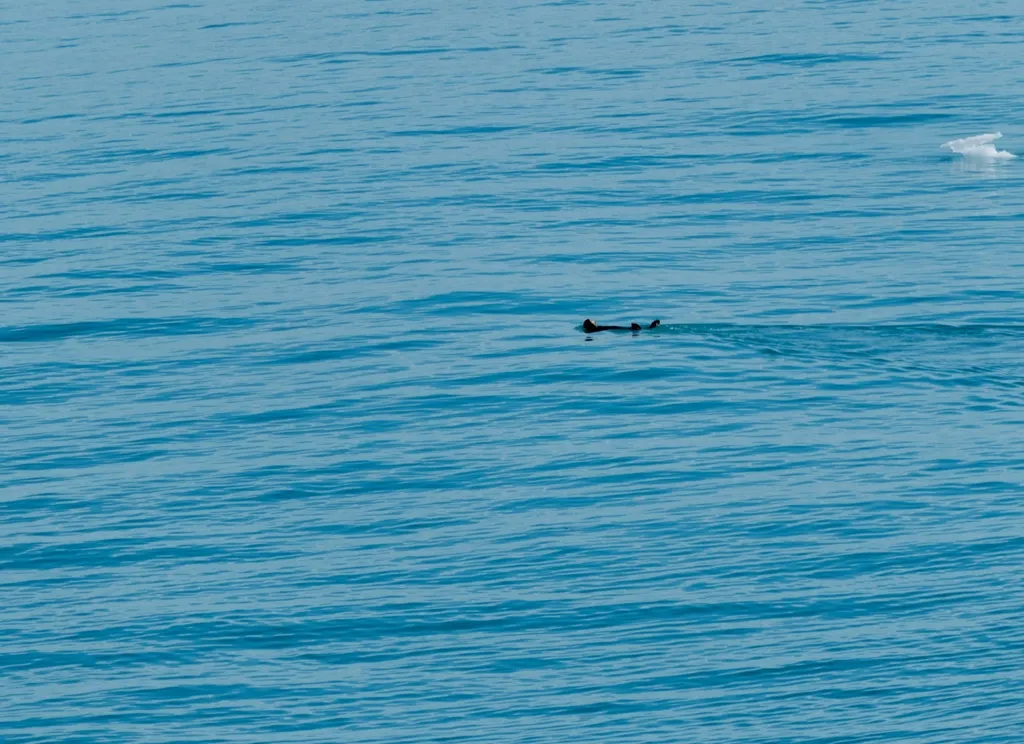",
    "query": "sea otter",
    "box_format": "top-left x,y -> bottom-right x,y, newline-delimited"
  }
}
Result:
583,319 -> 660,333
